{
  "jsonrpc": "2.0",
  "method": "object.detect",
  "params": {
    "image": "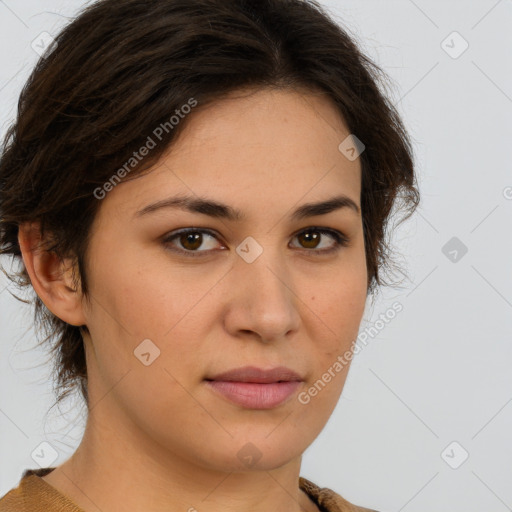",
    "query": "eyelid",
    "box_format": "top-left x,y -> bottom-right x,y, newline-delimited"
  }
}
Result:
162,226 -> 349,257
